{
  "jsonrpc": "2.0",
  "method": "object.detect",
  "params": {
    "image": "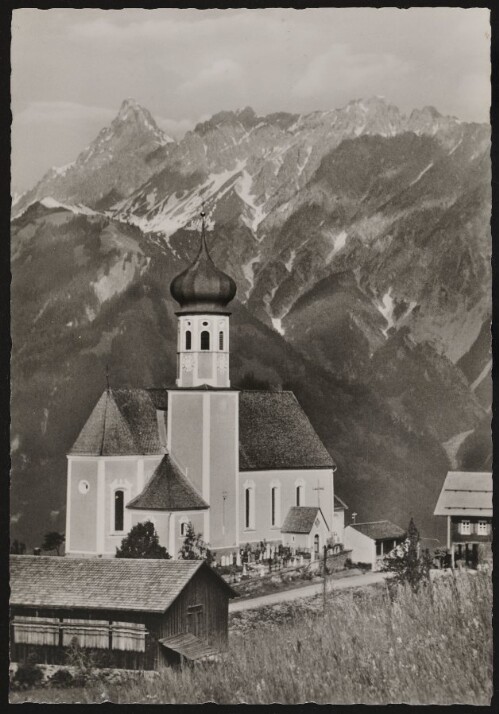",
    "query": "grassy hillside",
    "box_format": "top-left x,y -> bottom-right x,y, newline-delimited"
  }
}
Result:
10,572 -> 492,705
